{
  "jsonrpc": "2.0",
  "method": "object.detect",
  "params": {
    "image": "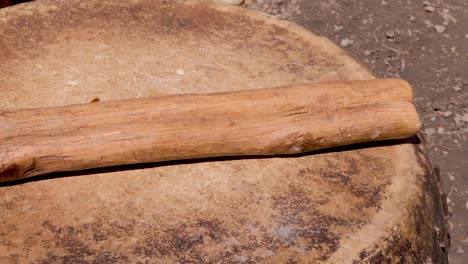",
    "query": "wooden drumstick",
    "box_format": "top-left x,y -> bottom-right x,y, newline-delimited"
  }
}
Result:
0,78 -> 420,182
